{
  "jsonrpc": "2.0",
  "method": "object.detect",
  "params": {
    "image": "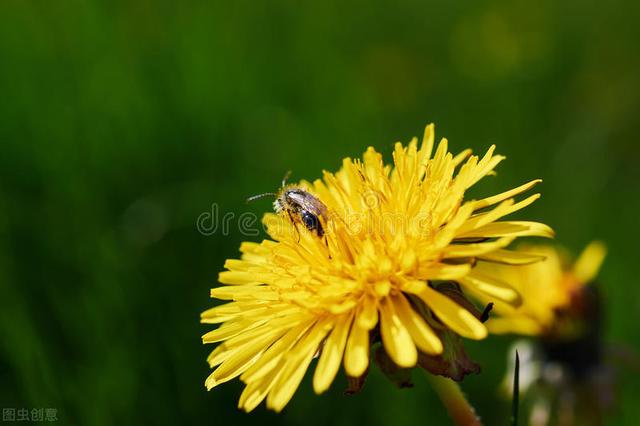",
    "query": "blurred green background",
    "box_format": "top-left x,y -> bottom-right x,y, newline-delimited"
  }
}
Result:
1,1 -> 639,425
